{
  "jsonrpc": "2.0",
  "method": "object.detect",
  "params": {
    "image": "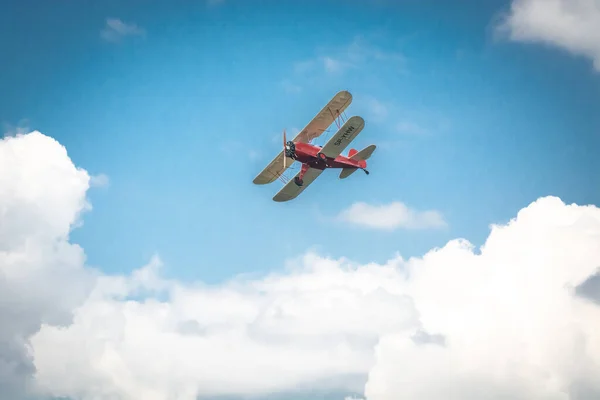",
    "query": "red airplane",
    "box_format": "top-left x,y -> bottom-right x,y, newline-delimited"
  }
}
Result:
253,90 -> 376,202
